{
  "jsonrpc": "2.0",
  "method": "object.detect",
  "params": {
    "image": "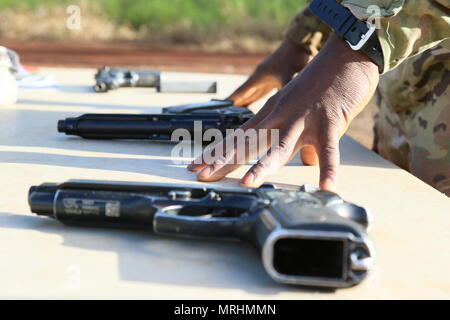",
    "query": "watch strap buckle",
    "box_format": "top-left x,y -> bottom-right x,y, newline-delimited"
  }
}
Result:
309,0 -> 384,73
346,22 -> 377,51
